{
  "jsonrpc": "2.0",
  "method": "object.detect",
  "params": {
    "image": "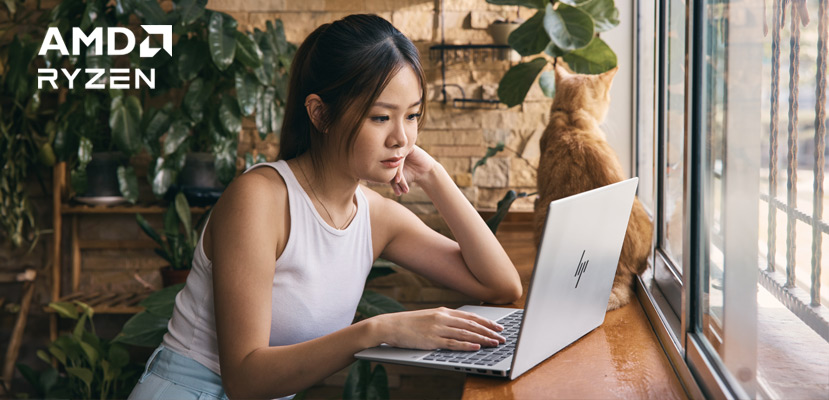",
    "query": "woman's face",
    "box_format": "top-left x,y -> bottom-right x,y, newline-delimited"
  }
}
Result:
349,65 -> 422,183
